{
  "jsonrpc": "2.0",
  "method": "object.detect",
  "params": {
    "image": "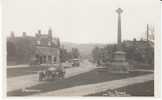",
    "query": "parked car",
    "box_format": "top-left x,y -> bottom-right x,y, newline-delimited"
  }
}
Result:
38,64 -> 65,81
72,59 -> 80,67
